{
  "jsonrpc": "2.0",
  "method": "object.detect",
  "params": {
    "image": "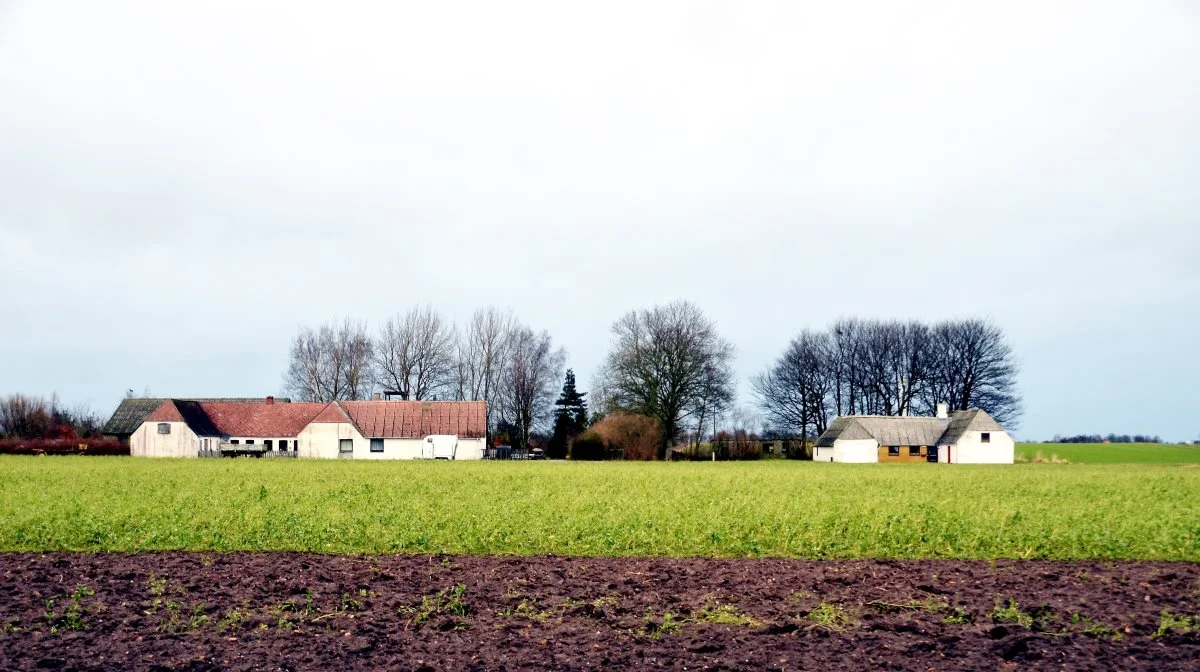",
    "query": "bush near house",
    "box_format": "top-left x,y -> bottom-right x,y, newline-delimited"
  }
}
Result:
567,431 -> 608,461
589,413 -> 662,461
